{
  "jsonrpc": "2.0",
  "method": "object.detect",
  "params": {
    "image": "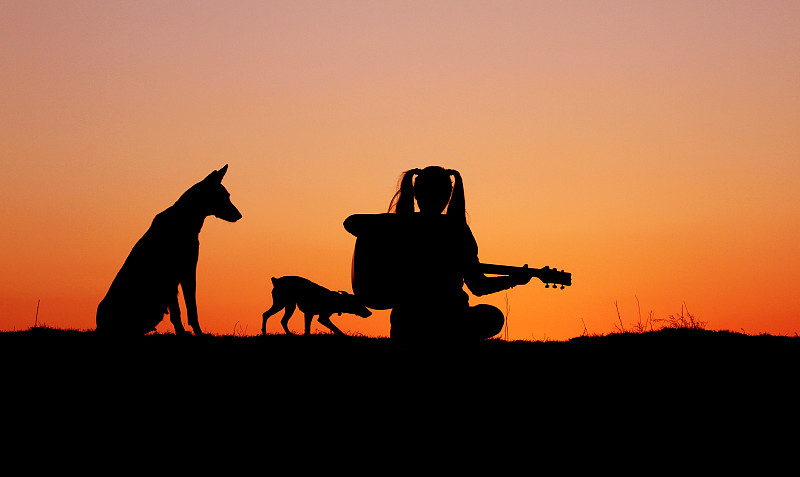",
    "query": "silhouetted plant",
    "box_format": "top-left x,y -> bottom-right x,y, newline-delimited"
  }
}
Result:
657,303 -> 707,330
613,300 -> 706,334
614,301 -> 626,333
580,317 -> 589,337
630,295 -> 656,333
503,293 -> 510,341
232,321 -> 249,337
